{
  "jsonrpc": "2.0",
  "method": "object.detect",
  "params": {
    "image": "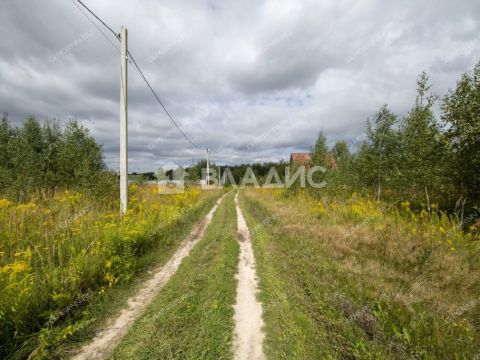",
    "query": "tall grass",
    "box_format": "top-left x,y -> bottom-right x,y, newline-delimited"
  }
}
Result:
241,188 -> 480,359
0,185 -> 215,358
